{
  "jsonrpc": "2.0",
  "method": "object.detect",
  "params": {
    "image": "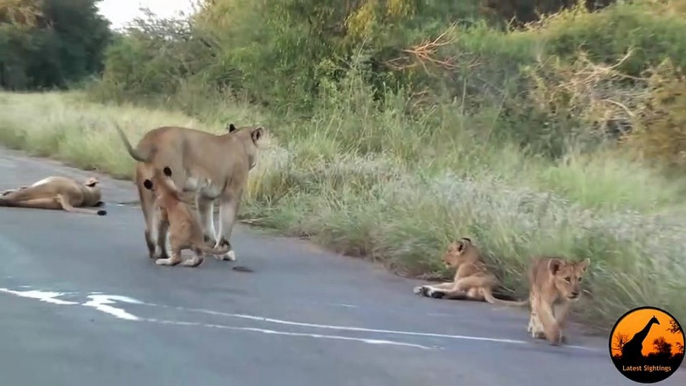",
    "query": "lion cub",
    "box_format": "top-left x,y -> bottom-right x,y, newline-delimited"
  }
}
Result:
142,166 -> 230,267
413,238 -> 527,306
526,256 -> 591,345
